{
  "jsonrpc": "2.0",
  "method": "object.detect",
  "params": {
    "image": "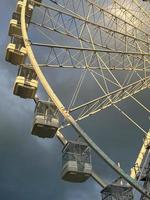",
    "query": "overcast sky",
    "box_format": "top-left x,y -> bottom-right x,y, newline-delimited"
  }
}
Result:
0,0 -> 150,200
